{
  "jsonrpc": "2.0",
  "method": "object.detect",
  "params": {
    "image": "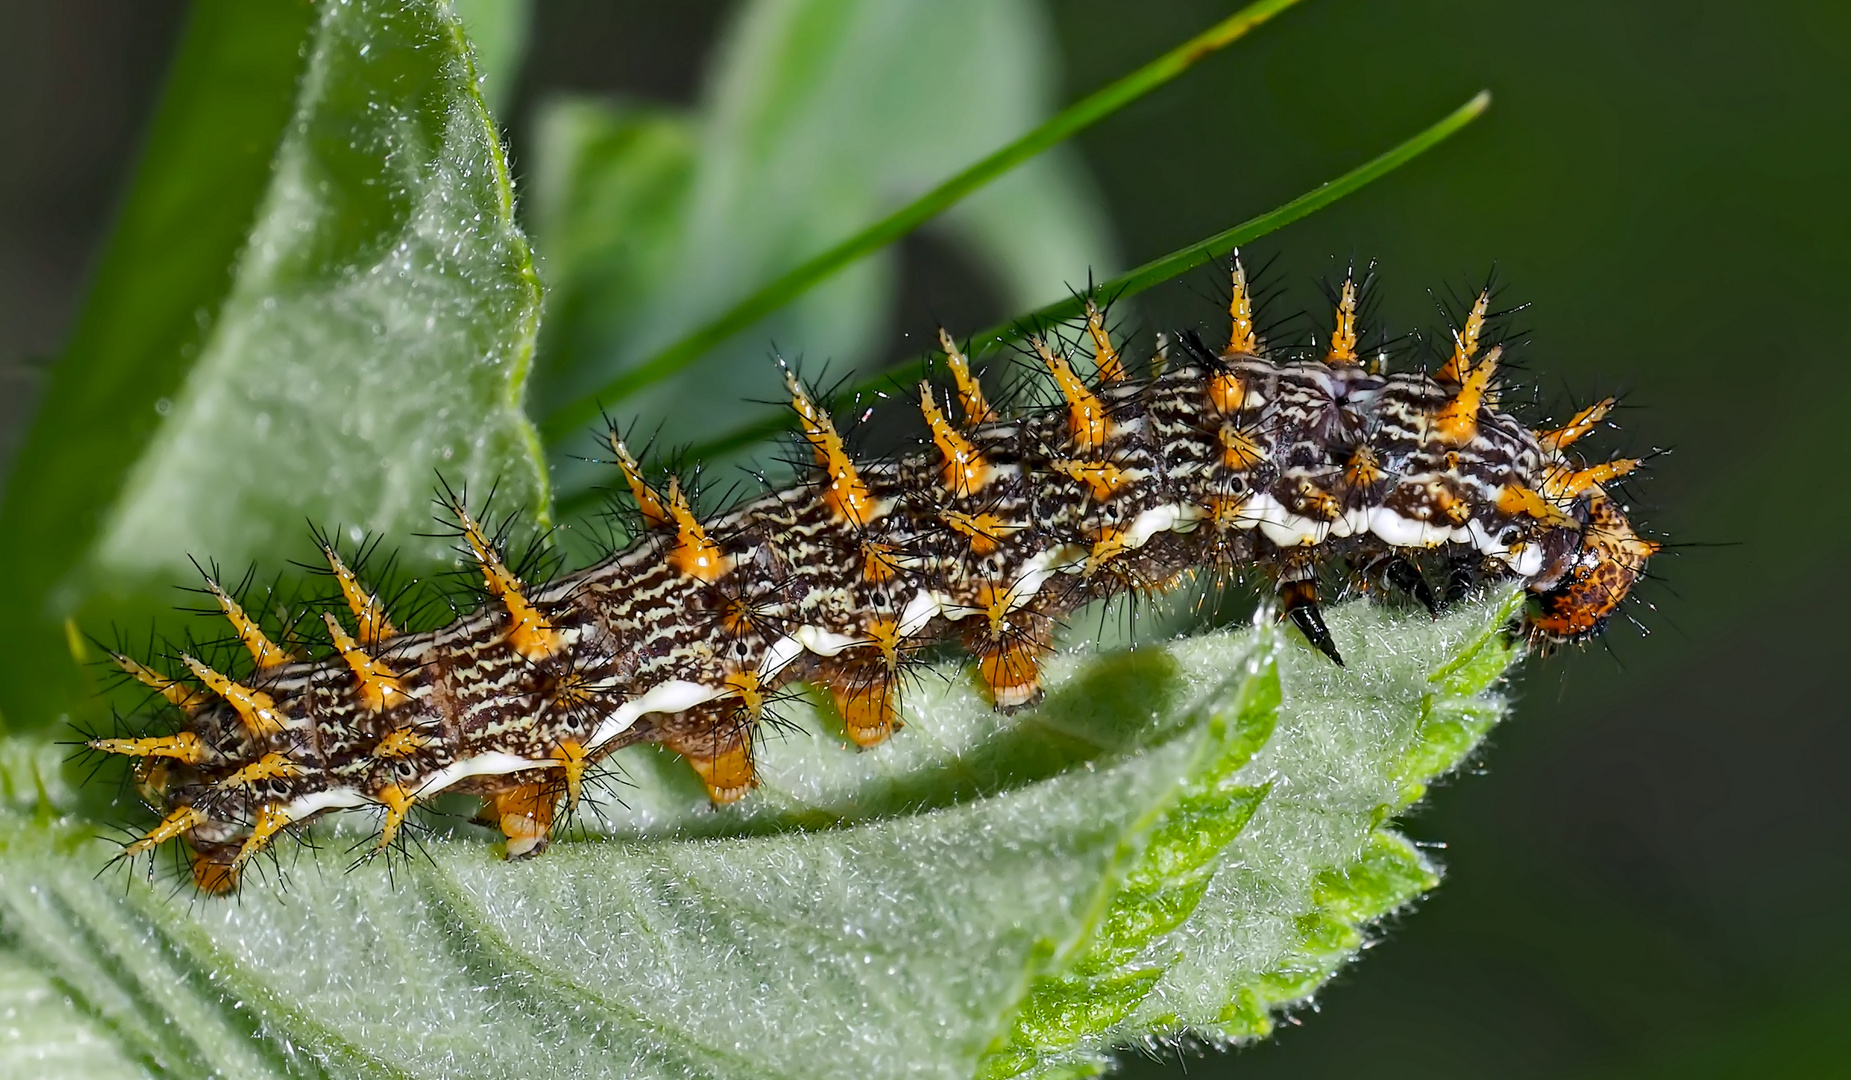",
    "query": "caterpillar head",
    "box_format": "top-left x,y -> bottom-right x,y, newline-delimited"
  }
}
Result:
1527,488 -> 1659,642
